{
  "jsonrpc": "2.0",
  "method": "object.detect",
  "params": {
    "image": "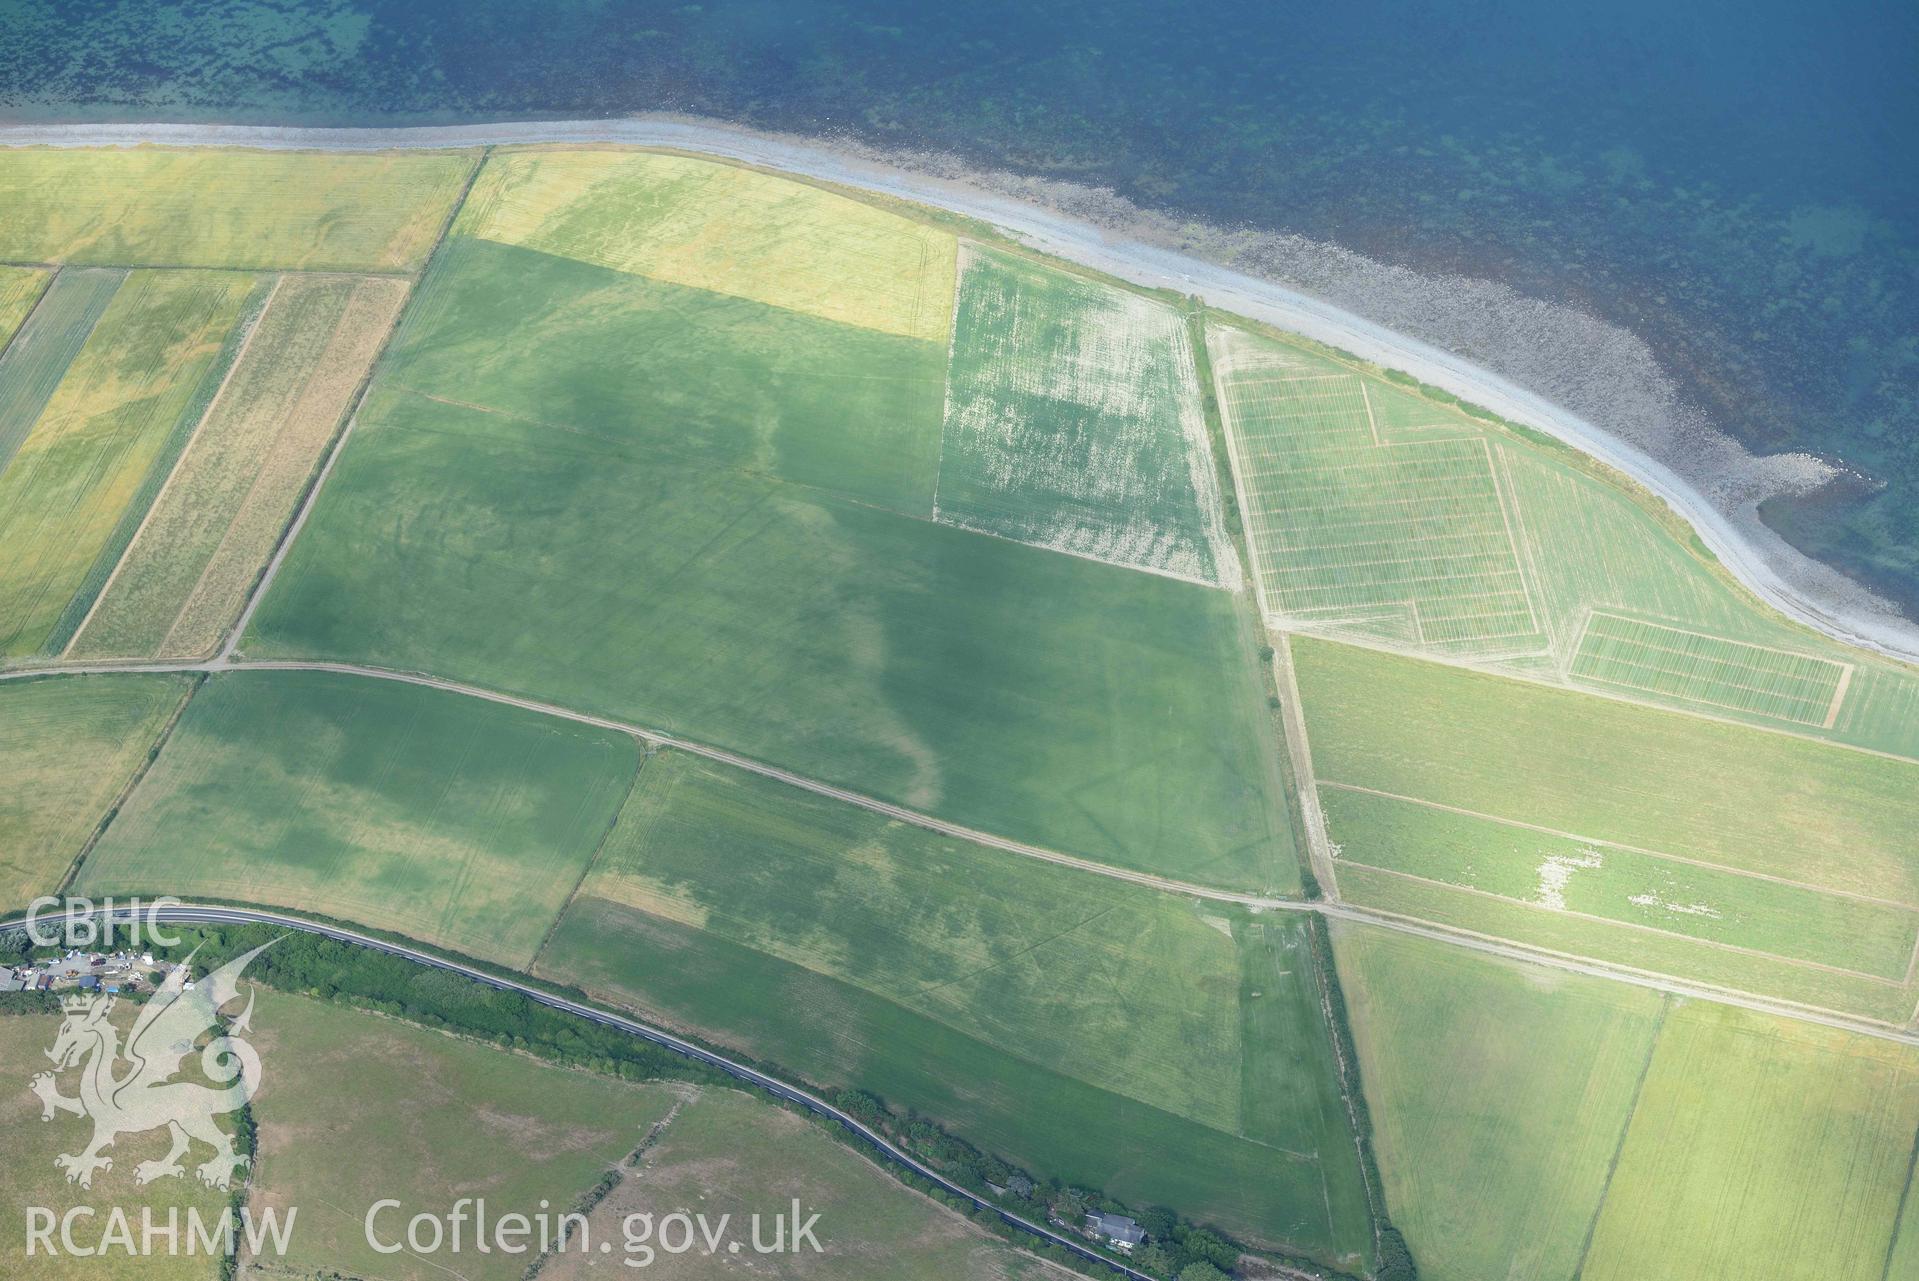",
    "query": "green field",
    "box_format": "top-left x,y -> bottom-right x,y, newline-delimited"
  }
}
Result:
1297,637 -> 1919,908
0,270 -> 256,657
68,274 -> 411,659
76,670 -> 639,966
1581,1001 -> 1919,1281
0,148 -> 478,271
1320,785 -> 1918,976
247,989 -> 683,1281
1332,922 -> 1665,1281
937,246 -> 1230,583
1208,319 -> 1919,759
0,673 -> 191,910
0,266 -> 50,349
245,232 -> 1296,892
534,750 -> 1369,1261
0,1006 -> 228,1281
0,269 -> 125,473
545,1087 -> 1048,1280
